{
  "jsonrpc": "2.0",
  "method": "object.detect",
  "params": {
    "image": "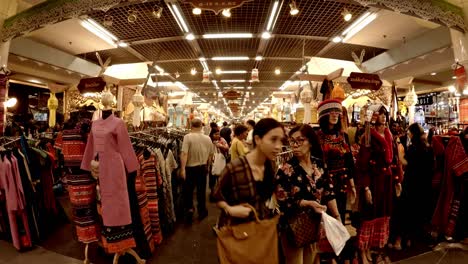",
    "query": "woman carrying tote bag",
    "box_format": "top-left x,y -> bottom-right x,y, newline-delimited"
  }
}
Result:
209,128 -> 229,200
212,118 -> 285,264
